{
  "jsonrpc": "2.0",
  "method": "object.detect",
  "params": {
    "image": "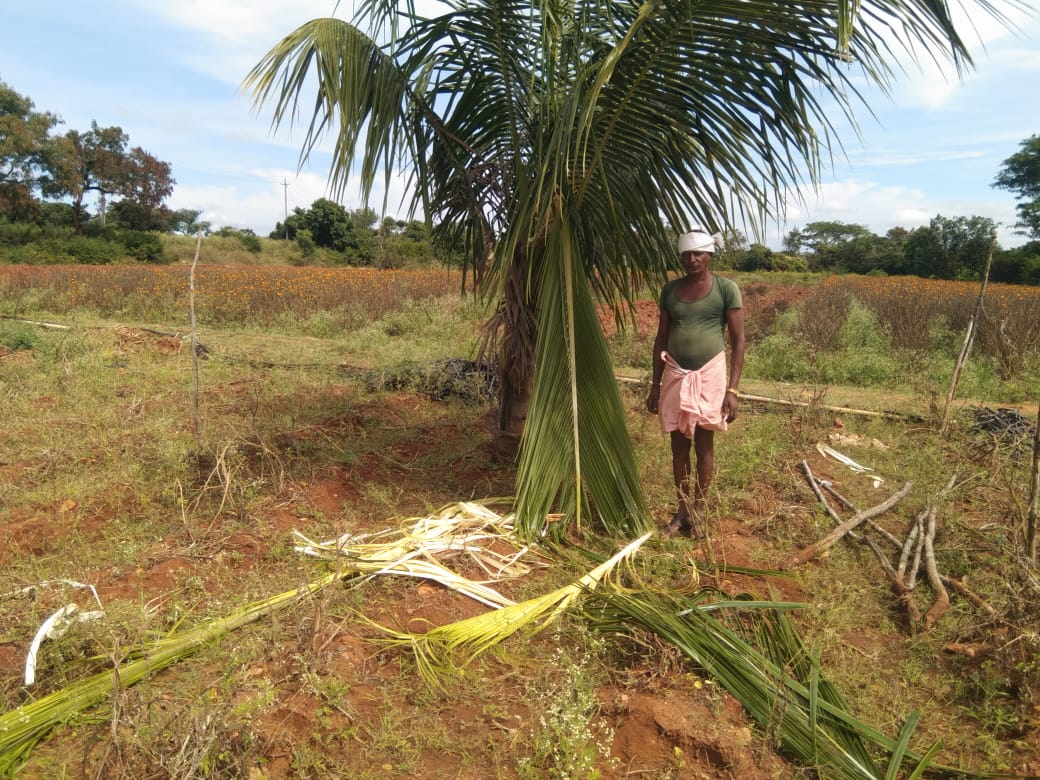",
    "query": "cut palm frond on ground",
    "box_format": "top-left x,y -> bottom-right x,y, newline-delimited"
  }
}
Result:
0,572 -> 338,776
373,532 -> 653,690
1,501 -> 536,773
293,500 -> 544,608
587,590 -> 987,780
